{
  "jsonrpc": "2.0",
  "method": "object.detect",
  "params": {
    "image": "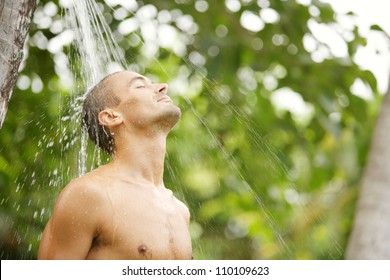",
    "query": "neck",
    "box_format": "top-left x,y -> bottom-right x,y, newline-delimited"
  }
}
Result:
110,129 -> 168,187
